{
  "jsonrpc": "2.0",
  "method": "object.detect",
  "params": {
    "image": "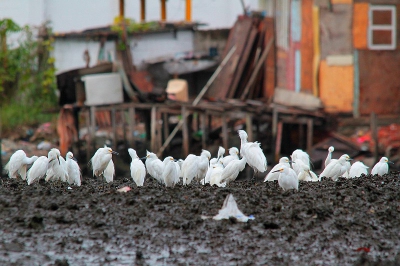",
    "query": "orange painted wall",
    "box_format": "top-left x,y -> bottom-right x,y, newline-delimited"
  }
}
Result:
353,3 -> 368,49
332,0 -> 352,4
319,60 -> 354,113
300,0 -> 313,92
